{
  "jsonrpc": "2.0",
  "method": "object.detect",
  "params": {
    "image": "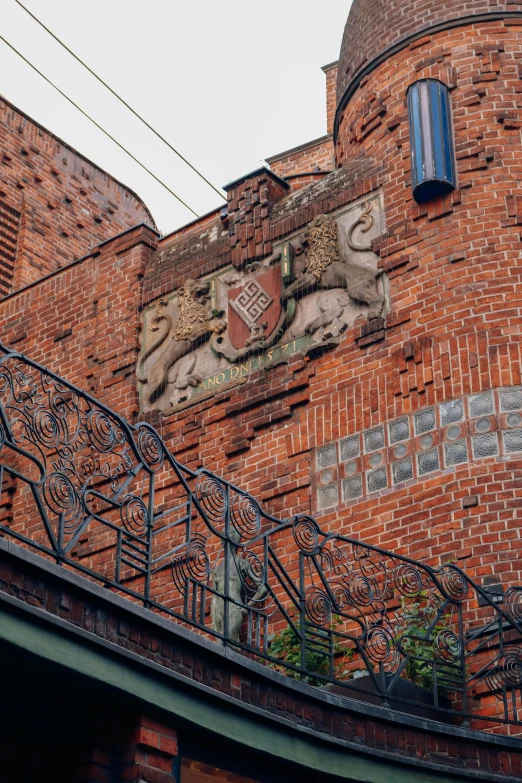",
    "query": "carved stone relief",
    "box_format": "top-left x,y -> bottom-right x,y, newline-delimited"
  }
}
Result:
138,191 -> 389,412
